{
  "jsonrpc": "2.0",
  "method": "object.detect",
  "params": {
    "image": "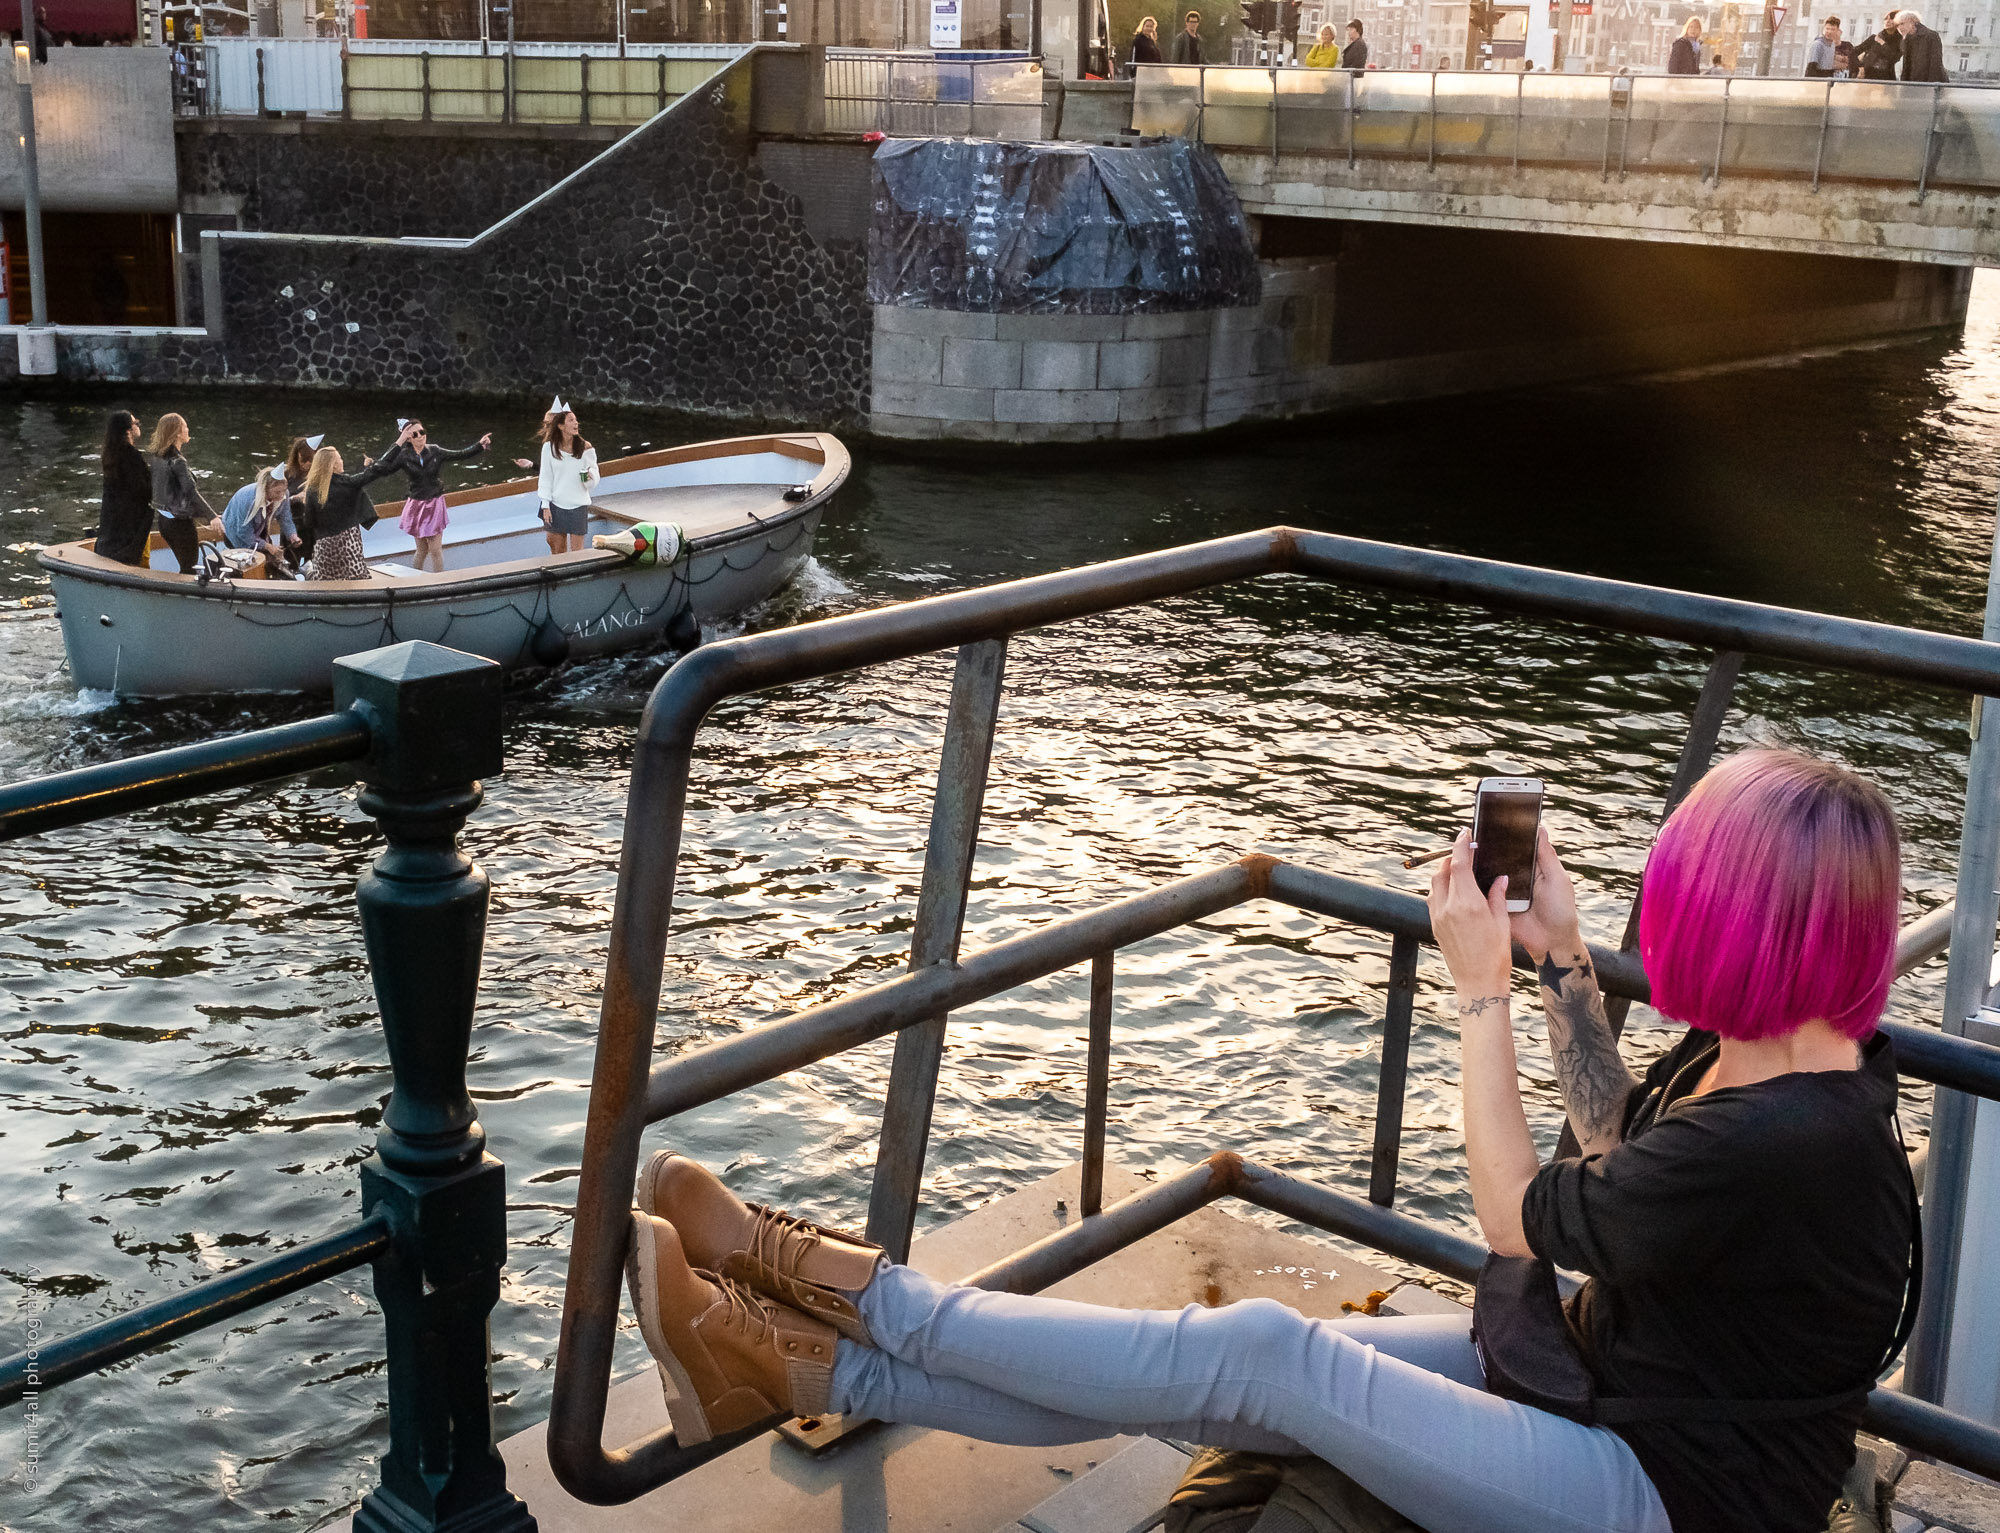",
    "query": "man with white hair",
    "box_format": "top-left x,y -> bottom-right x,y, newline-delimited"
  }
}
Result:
1895,7 -> 1948,78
